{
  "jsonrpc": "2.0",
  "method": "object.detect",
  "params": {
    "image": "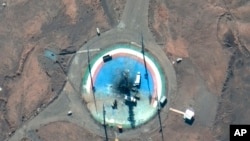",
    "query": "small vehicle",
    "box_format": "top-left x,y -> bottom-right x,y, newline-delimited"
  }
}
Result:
133,72 -> 141,88
96,28 -> 100,36
160,96 -> 167,108
176,58 -> 182,63
67,111 -> 72,116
